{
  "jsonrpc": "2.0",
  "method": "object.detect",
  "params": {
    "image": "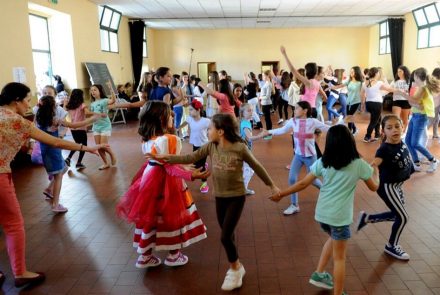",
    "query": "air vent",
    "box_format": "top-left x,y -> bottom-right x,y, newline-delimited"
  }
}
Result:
257,20 -> 271,23
259,8 -> 276,11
